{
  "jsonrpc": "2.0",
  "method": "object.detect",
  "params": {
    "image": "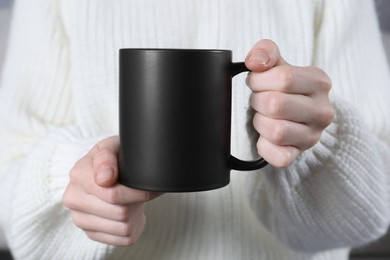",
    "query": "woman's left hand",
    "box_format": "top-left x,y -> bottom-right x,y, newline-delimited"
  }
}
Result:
245,39 -> 334,168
